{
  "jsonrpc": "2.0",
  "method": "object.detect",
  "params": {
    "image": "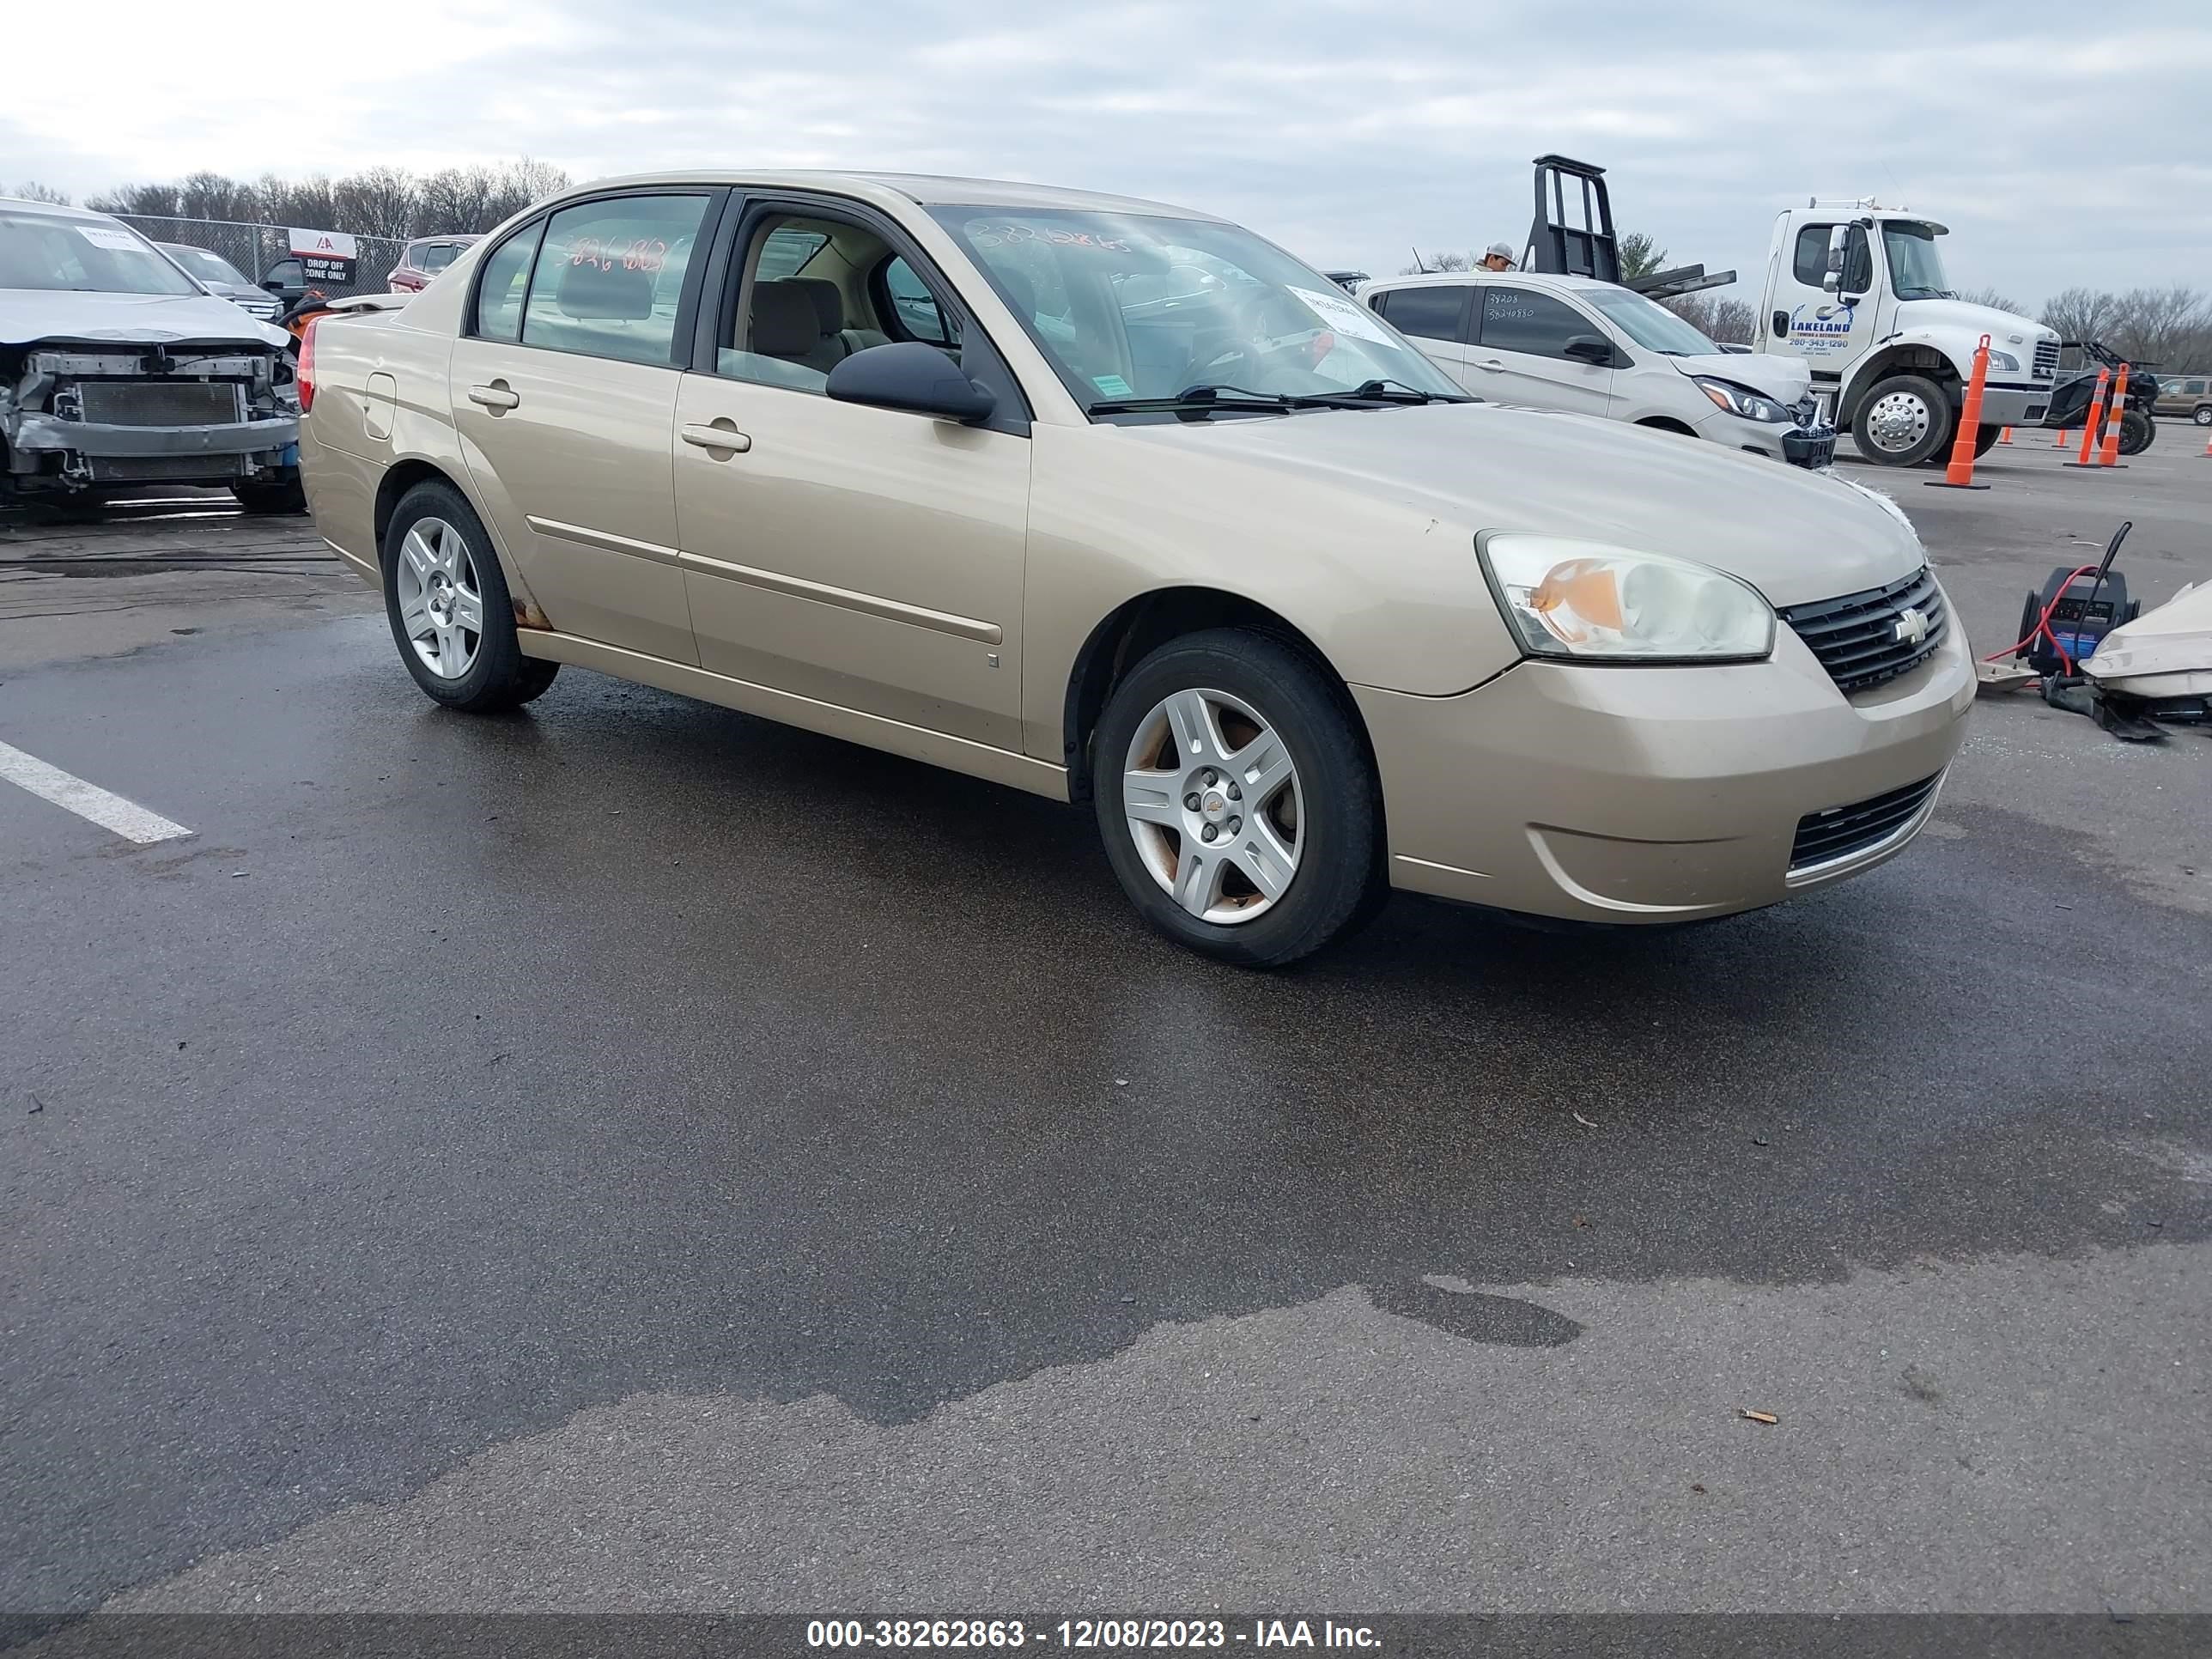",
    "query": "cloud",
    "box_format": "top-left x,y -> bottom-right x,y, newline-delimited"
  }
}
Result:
3,0 -> 2207,308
